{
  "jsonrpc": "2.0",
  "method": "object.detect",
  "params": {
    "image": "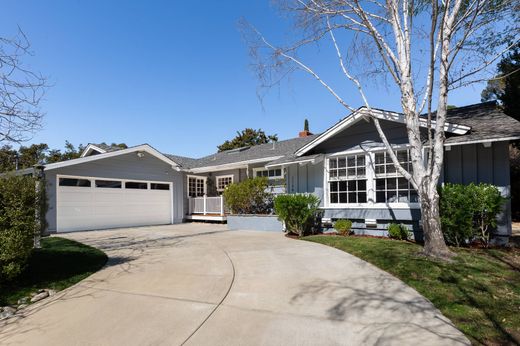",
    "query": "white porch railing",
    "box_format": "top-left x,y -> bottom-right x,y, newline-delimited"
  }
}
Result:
188,196 -> 226,215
